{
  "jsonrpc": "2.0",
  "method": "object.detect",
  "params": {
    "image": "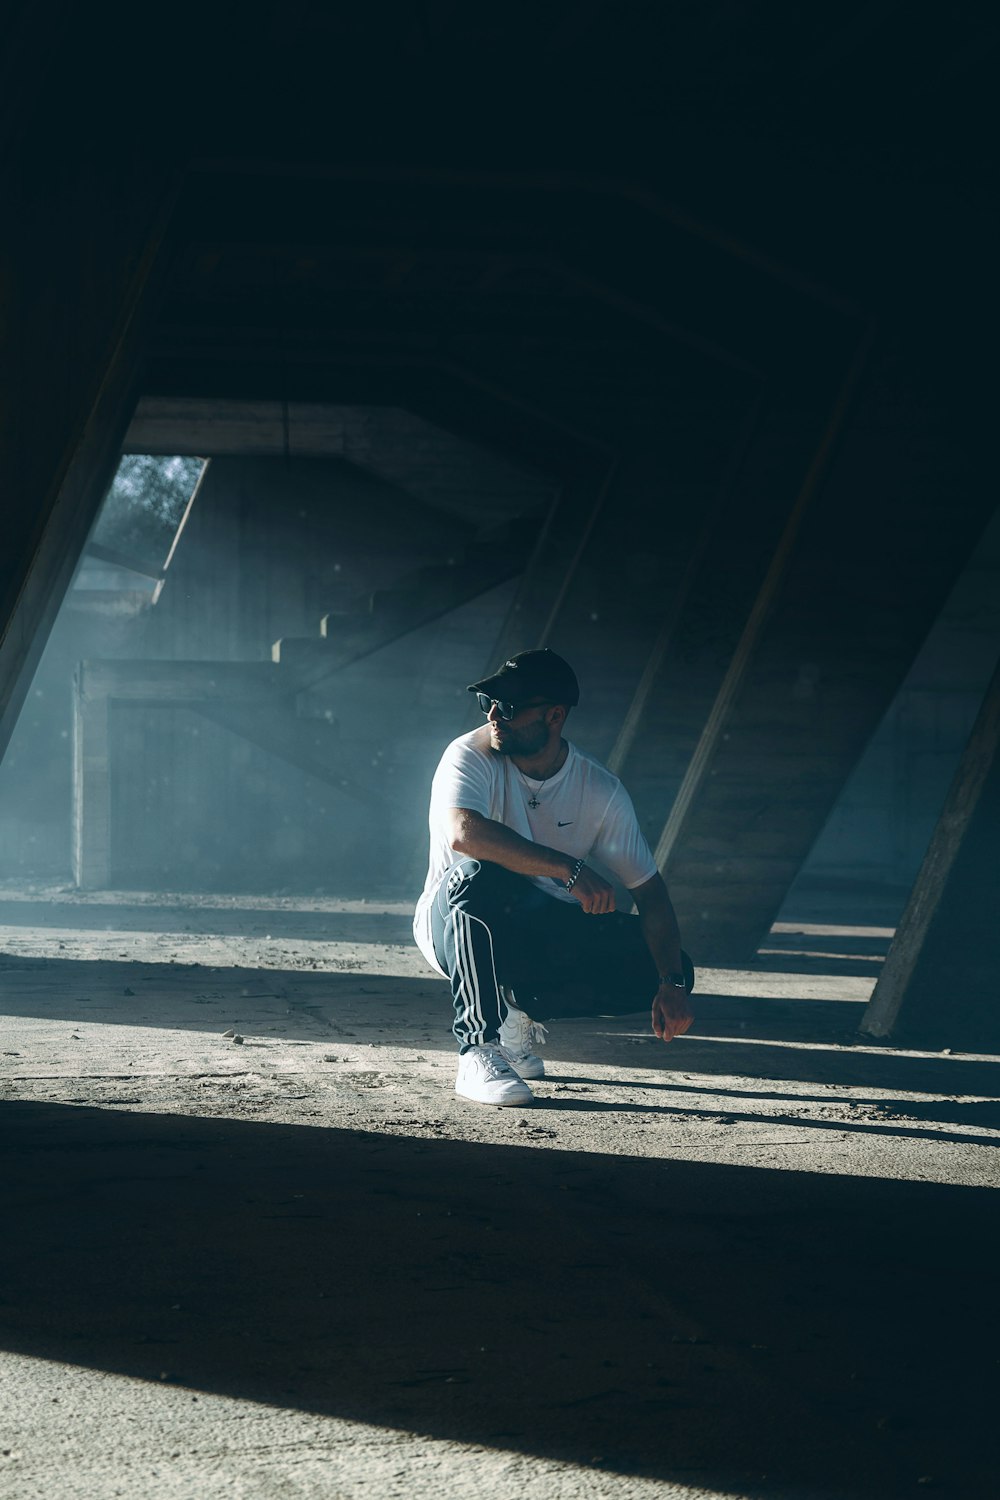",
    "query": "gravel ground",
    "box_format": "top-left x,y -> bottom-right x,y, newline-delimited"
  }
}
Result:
2,889 -> 999,1499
